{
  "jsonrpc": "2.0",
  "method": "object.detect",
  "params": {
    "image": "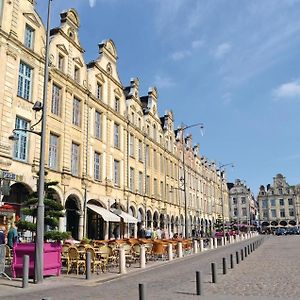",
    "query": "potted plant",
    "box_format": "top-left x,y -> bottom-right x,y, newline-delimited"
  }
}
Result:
12,181 -> 68,278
